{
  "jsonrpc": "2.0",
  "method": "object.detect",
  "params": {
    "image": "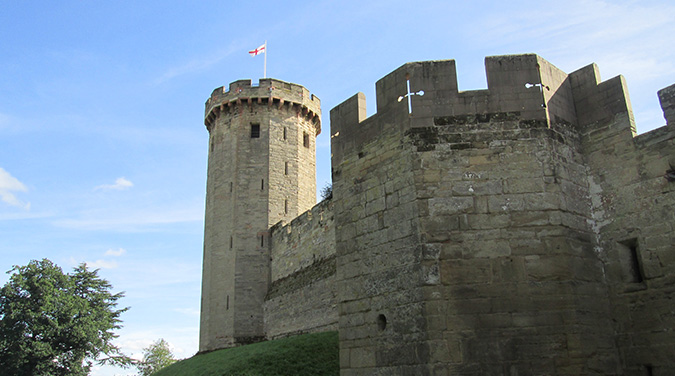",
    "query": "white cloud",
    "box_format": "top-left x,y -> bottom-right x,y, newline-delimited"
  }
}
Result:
95,177 -> 134,191
154,44 -> 239,84
85,259 -> 119,269
105,248 -> 127,257
53,205 -> 203,231
0,167 -> 30,209
0,210 -> 52,221
173,308 -> 200,317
